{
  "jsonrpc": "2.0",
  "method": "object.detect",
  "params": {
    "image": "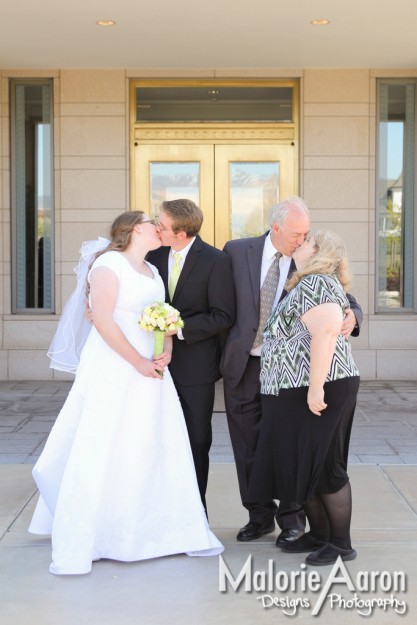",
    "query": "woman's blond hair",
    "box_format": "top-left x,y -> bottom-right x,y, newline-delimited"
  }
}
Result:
286,230 -> 352,291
